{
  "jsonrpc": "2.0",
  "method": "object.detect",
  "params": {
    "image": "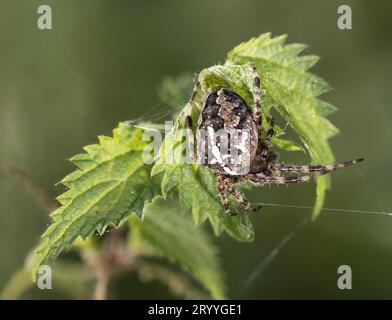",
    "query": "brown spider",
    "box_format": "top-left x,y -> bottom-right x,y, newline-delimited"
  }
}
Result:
185,66 -> 363,213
